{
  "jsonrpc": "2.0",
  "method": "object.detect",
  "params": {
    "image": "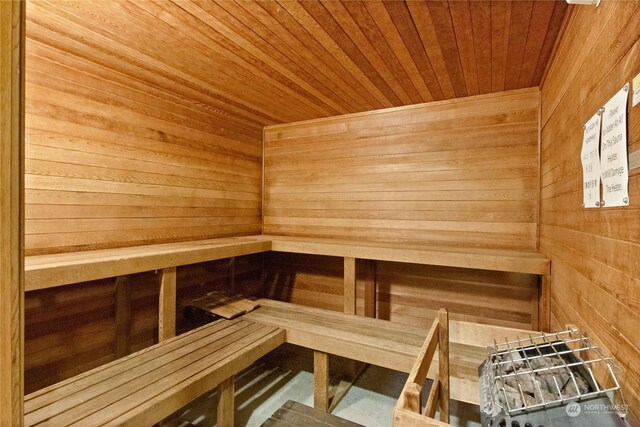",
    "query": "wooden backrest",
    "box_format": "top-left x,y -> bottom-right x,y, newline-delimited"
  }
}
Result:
393,309 -> 451,427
